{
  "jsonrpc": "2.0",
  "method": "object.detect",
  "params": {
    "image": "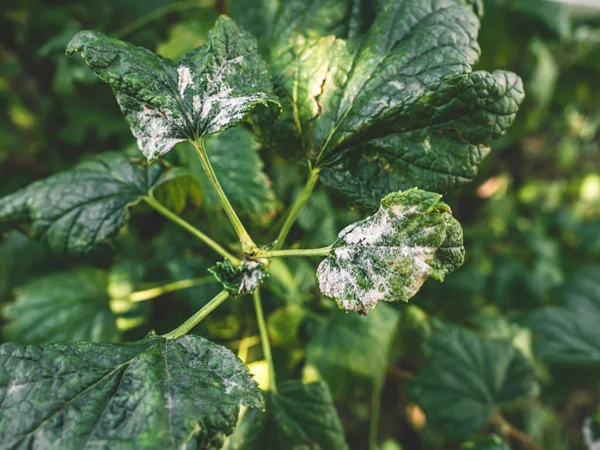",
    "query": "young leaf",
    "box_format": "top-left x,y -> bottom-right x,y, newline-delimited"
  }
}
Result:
530,265 -> 600,368
407,326 -> 538,440
4,269 -> 119,344
66,16 -> 280,161
0,152 -> 190,255
461,435 -> 510,450
224,380 -> 348,449
317,188 -> 464,314
305,303 -> 400,398
209,259 -> 268,296
180,127 -> 277,221
0,334 -> 263,449
239,0 -> 524,207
